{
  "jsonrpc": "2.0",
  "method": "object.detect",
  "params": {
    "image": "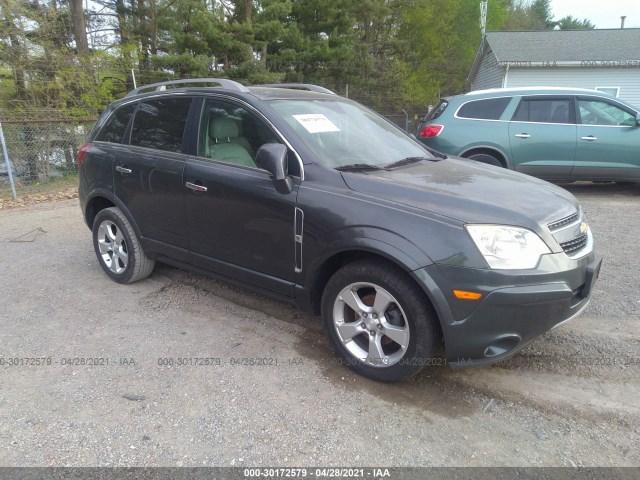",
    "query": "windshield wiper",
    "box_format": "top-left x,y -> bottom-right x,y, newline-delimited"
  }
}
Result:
383,156 -> 430,170
423,147 -> 448,159
335,163 -> 384,172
